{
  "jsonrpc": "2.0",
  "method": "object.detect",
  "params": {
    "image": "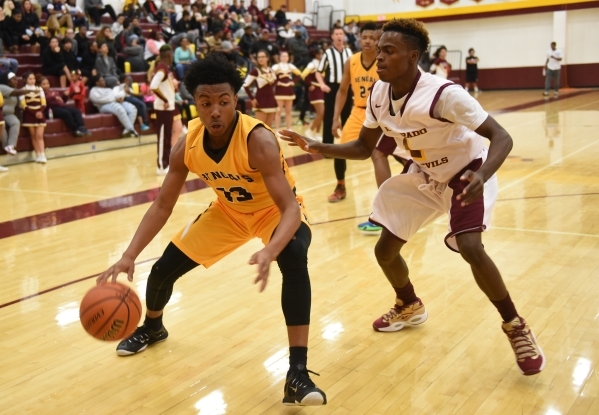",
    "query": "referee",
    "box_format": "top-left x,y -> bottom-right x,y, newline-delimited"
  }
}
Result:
315,27 -> 353,202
